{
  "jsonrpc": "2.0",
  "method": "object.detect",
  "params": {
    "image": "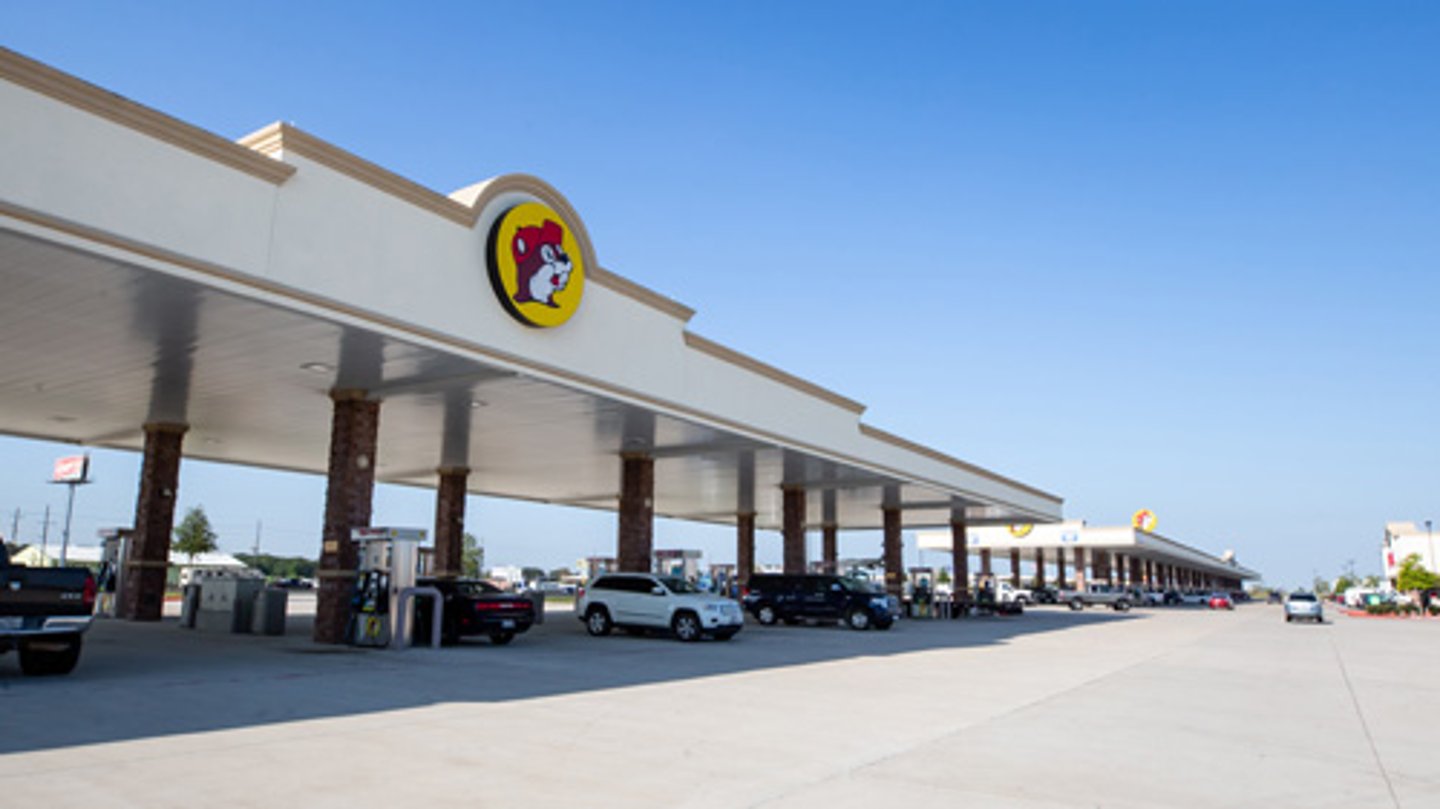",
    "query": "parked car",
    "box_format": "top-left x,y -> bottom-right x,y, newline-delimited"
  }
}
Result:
1178,591 -> 1209,606
1,543 -> 95,675
1063,584 -> 1133,612
1207,593 -> 1234,610
412,577 -> 535,645
1032,585 -> 1060,605
578,573 -> 743,642
1283,591 -> 1323,623
743,573 -> 900,630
